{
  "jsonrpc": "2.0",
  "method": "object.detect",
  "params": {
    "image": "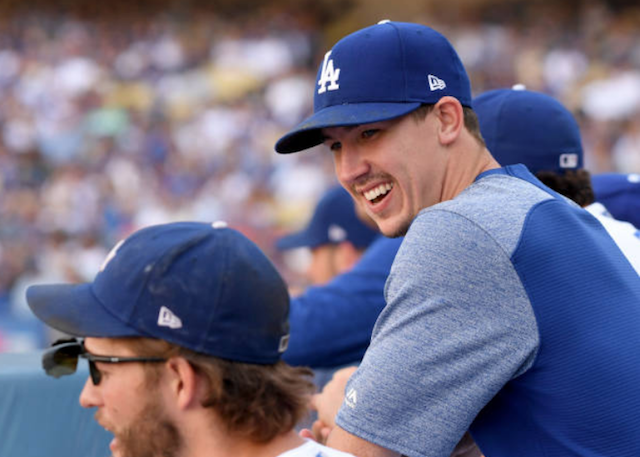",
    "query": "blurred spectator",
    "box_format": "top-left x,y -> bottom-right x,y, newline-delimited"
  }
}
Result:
592,172 -> 640,229
276,186 -> 379,287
